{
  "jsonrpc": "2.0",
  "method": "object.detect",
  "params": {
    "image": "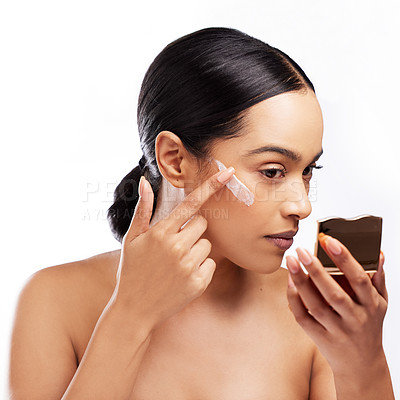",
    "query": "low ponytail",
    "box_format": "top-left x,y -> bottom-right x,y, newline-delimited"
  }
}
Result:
107,155 -> 159,242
